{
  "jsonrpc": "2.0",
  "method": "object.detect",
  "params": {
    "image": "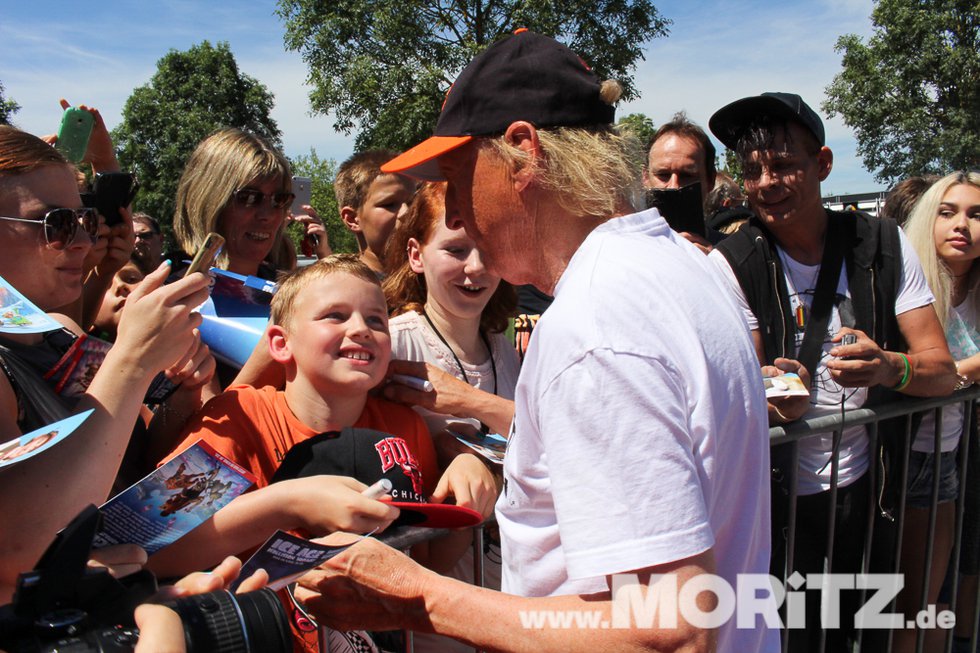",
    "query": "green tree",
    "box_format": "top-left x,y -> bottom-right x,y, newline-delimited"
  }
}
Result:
0,80 -> 20,125
824,0 -> 980,183
112,41 -> 281,232
286,149 -> 360,255
719,148 -> 743,187
277,0 -> 671,152
617,113 -> 657,149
